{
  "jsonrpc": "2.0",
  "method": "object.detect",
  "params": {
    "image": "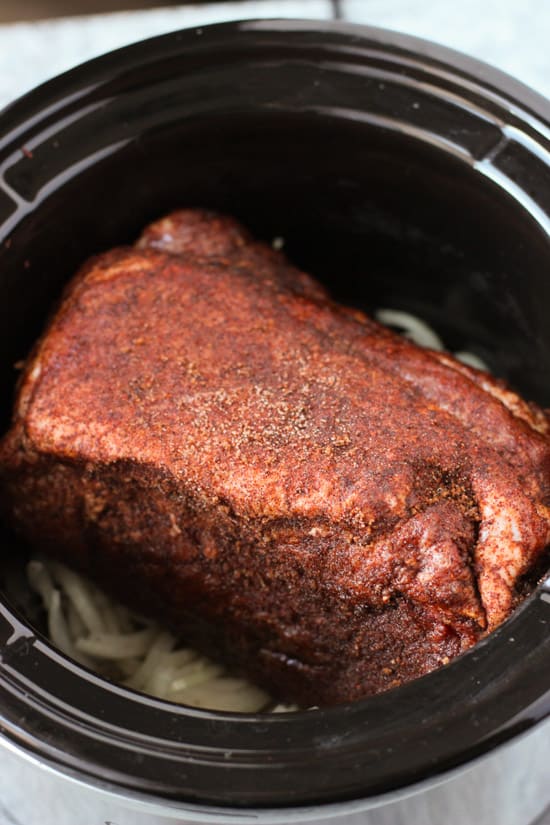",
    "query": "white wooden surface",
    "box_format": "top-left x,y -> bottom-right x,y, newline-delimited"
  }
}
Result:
342,0 -> 550,99
0,2 -> 548,823
0,0 -> 332,108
